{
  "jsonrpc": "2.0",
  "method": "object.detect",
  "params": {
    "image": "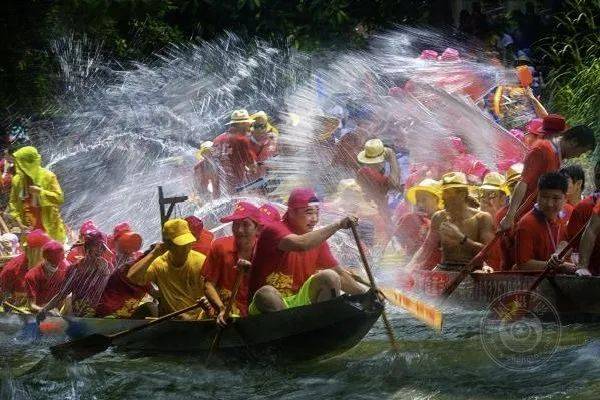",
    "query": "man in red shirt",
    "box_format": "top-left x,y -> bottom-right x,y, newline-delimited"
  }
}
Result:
203,202 -> 262,324
568,161 -> 600,276
193,141 -> 222,199
499,123 -> 595,231
25,240 -> 70,313
248,188 -> 368,314
513,172 -> 575,271
249,111 -> 278,178
213,109 -> 257,193
0,229 -> 50,307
